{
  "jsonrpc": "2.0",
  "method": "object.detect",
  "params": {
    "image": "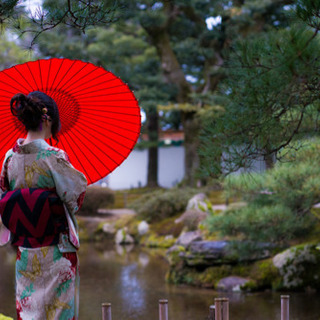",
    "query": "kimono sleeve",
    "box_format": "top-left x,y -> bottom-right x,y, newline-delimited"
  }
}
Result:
0,149 -> 13,196
0,149 -> 13,245
50,150 -> 87,215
